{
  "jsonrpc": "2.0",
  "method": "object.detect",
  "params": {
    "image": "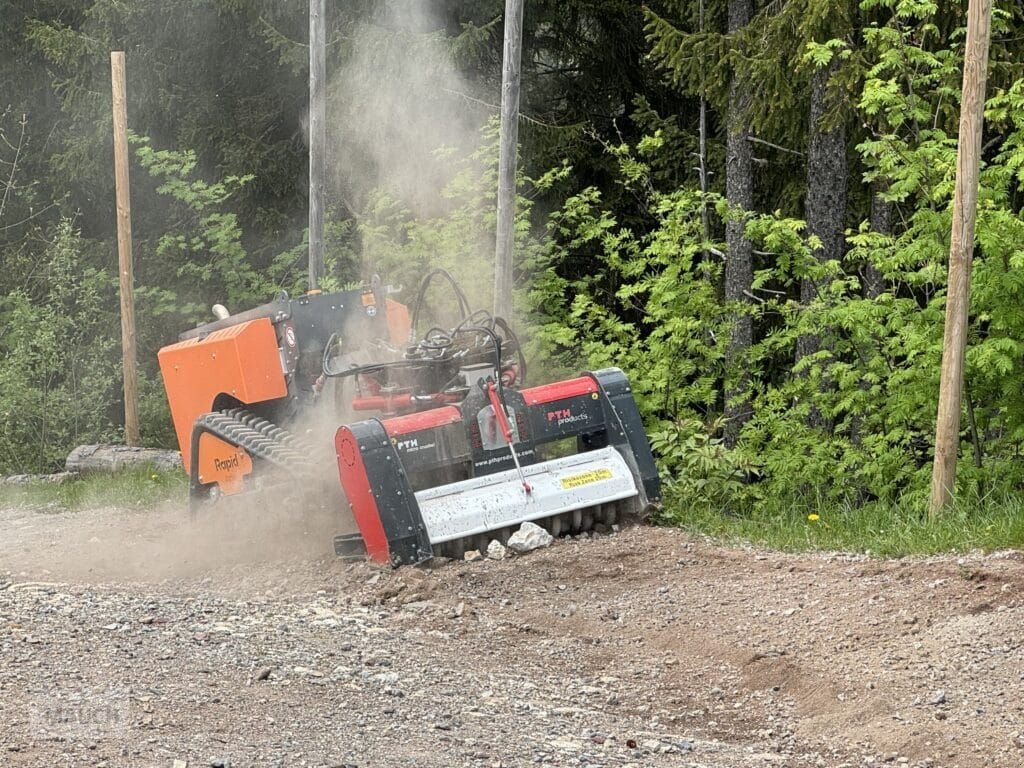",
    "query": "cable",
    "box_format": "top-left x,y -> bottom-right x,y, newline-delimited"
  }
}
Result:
322,332 -> 339,376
